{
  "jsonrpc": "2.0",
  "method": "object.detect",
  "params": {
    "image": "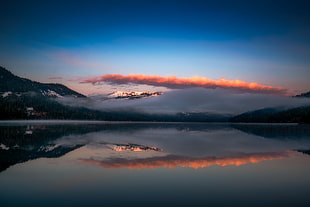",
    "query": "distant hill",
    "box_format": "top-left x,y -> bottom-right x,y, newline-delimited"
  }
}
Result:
230,106 -> 310,123
0,66 -> 107,120
230,90 -> 310,123
295,91 -> 310,98
0,66 -> 85,98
